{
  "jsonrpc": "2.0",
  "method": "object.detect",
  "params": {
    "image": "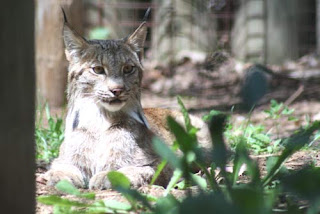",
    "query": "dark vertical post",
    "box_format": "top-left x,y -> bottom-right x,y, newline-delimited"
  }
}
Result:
317,0 -> 320,55
0,1 -> 35,214
263,0 -> 268,64
35,0 -> 83,108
